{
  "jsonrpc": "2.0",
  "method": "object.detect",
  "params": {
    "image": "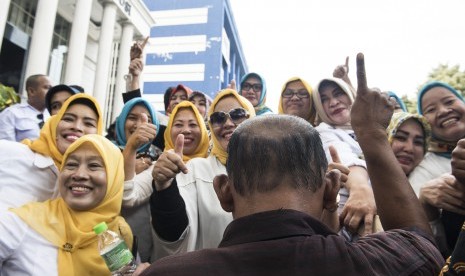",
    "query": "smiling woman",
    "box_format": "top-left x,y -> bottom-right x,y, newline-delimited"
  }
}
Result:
0,134 -> 132,275
164,101 -> 209,161
410,81 -> 465,256
150,89 -> 255,260
0,93 -> 103,210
